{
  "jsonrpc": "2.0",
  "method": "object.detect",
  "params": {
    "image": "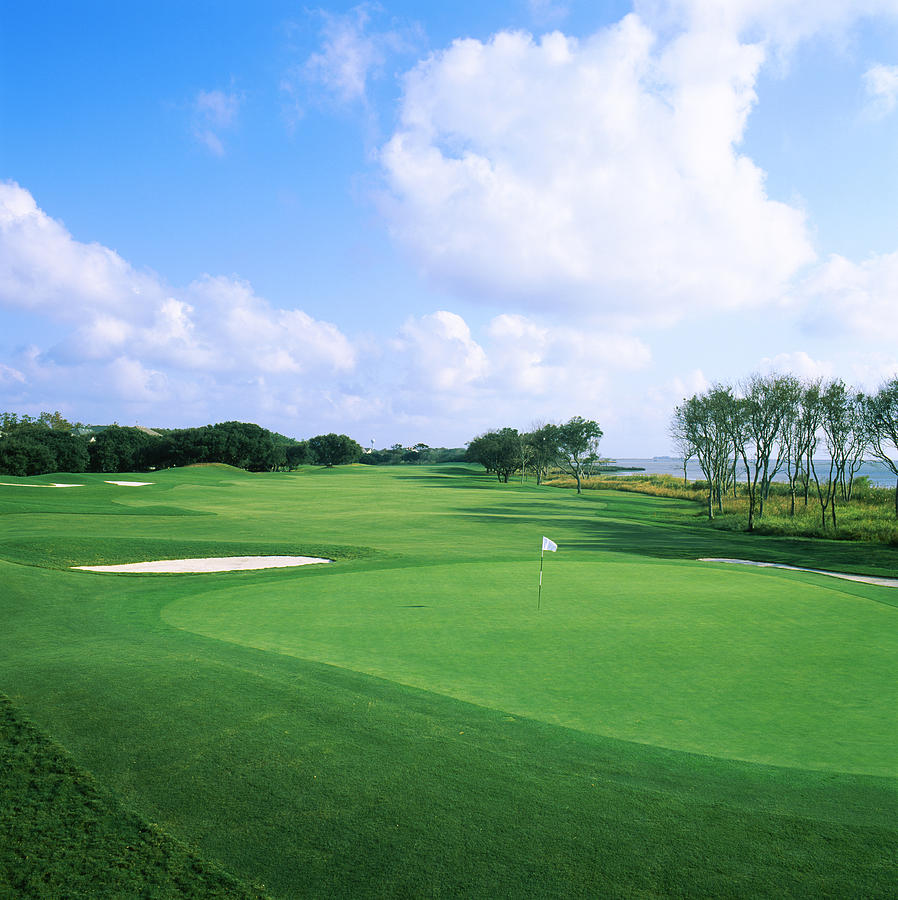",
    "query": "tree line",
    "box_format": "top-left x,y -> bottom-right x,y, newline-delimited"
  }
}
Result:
0,413 -> 365,476
465,417 -> 603,493
670,374 -> 898,529
359,443 -> 467,465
